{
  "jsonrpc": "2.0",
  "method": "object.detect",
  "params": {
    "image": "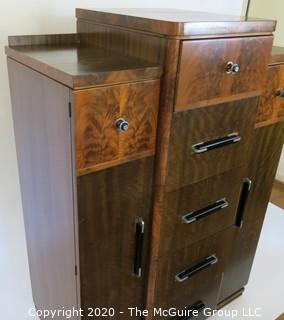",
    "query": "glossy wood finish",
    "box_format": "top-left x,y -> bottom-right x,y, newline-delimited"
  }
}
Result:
153,227 -> 237,317
7,8 -> 283,320
76,8 -> 276,37
75,80 -> 160,175
166,97 -> 259,191
159,168 -> 245,257
77,158 -> 154,319
257,65 -> 284,127
176,37 -> 273,110
5,36 -> 162,89
8,59 -> 78,317
77,21 -> 167,65
219,123 -> 284,303
145,39 -> 181,320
